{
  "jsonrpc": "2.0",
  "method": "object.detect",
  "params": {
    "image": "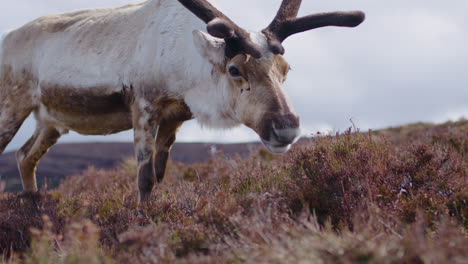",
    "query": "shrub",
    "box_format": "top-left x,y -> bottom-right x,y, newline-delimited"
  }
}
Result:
1,121 -> 466,263
0,192 -> 63,258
